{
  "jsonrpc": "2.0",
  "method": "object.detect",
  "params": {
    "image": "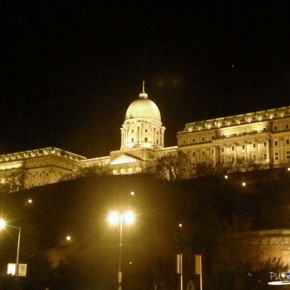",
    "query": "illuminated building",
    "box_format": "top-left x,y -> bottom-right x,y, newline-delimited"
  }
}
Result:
0,83 -> 289,190
177,107 -> 290,177
0,147 -> 85,190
